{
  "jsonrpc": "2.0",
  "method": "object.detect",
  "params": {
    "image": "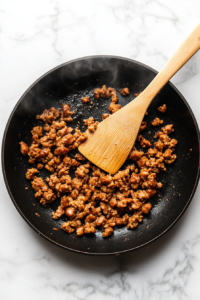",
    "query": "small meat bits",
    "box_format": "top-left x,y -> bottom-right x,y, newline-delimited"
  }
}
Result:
20,85 -> 177,238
